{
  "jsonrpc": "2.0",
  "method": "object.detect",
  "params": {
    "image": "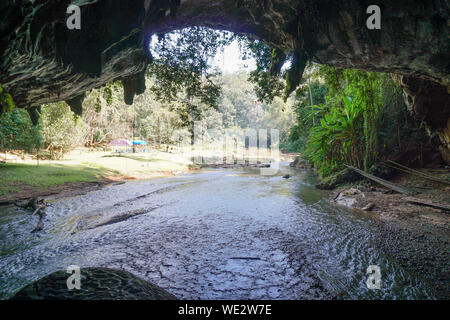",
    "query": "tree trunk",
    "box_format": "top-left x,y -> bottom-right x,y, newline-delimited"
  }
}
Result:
307,77 -> 314,126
